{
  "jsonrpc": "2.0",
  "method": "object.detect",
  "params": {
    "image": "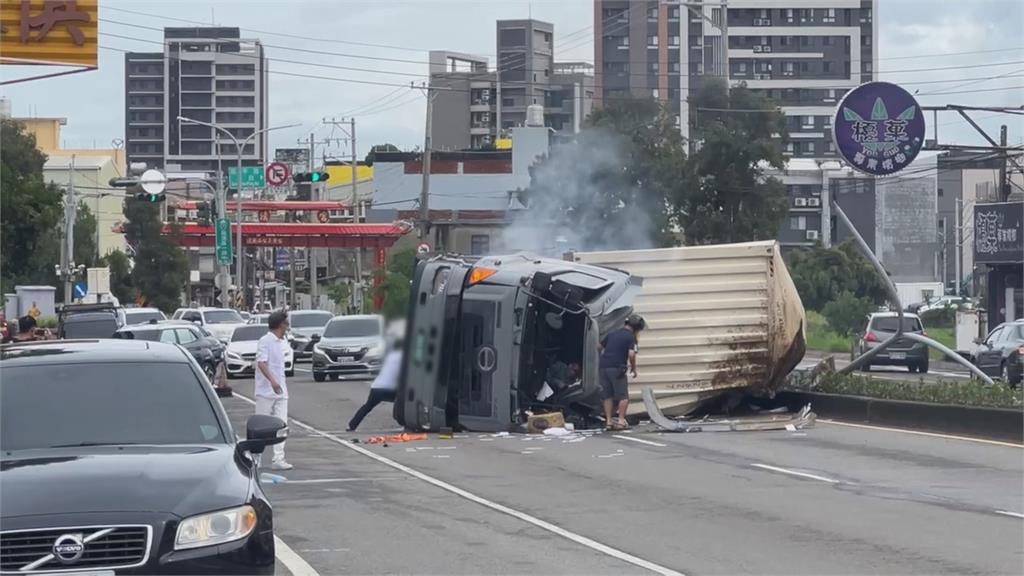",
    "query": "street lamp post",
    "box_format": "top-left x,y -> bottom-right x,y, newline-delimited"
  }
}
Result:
176,117 -> 299,309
